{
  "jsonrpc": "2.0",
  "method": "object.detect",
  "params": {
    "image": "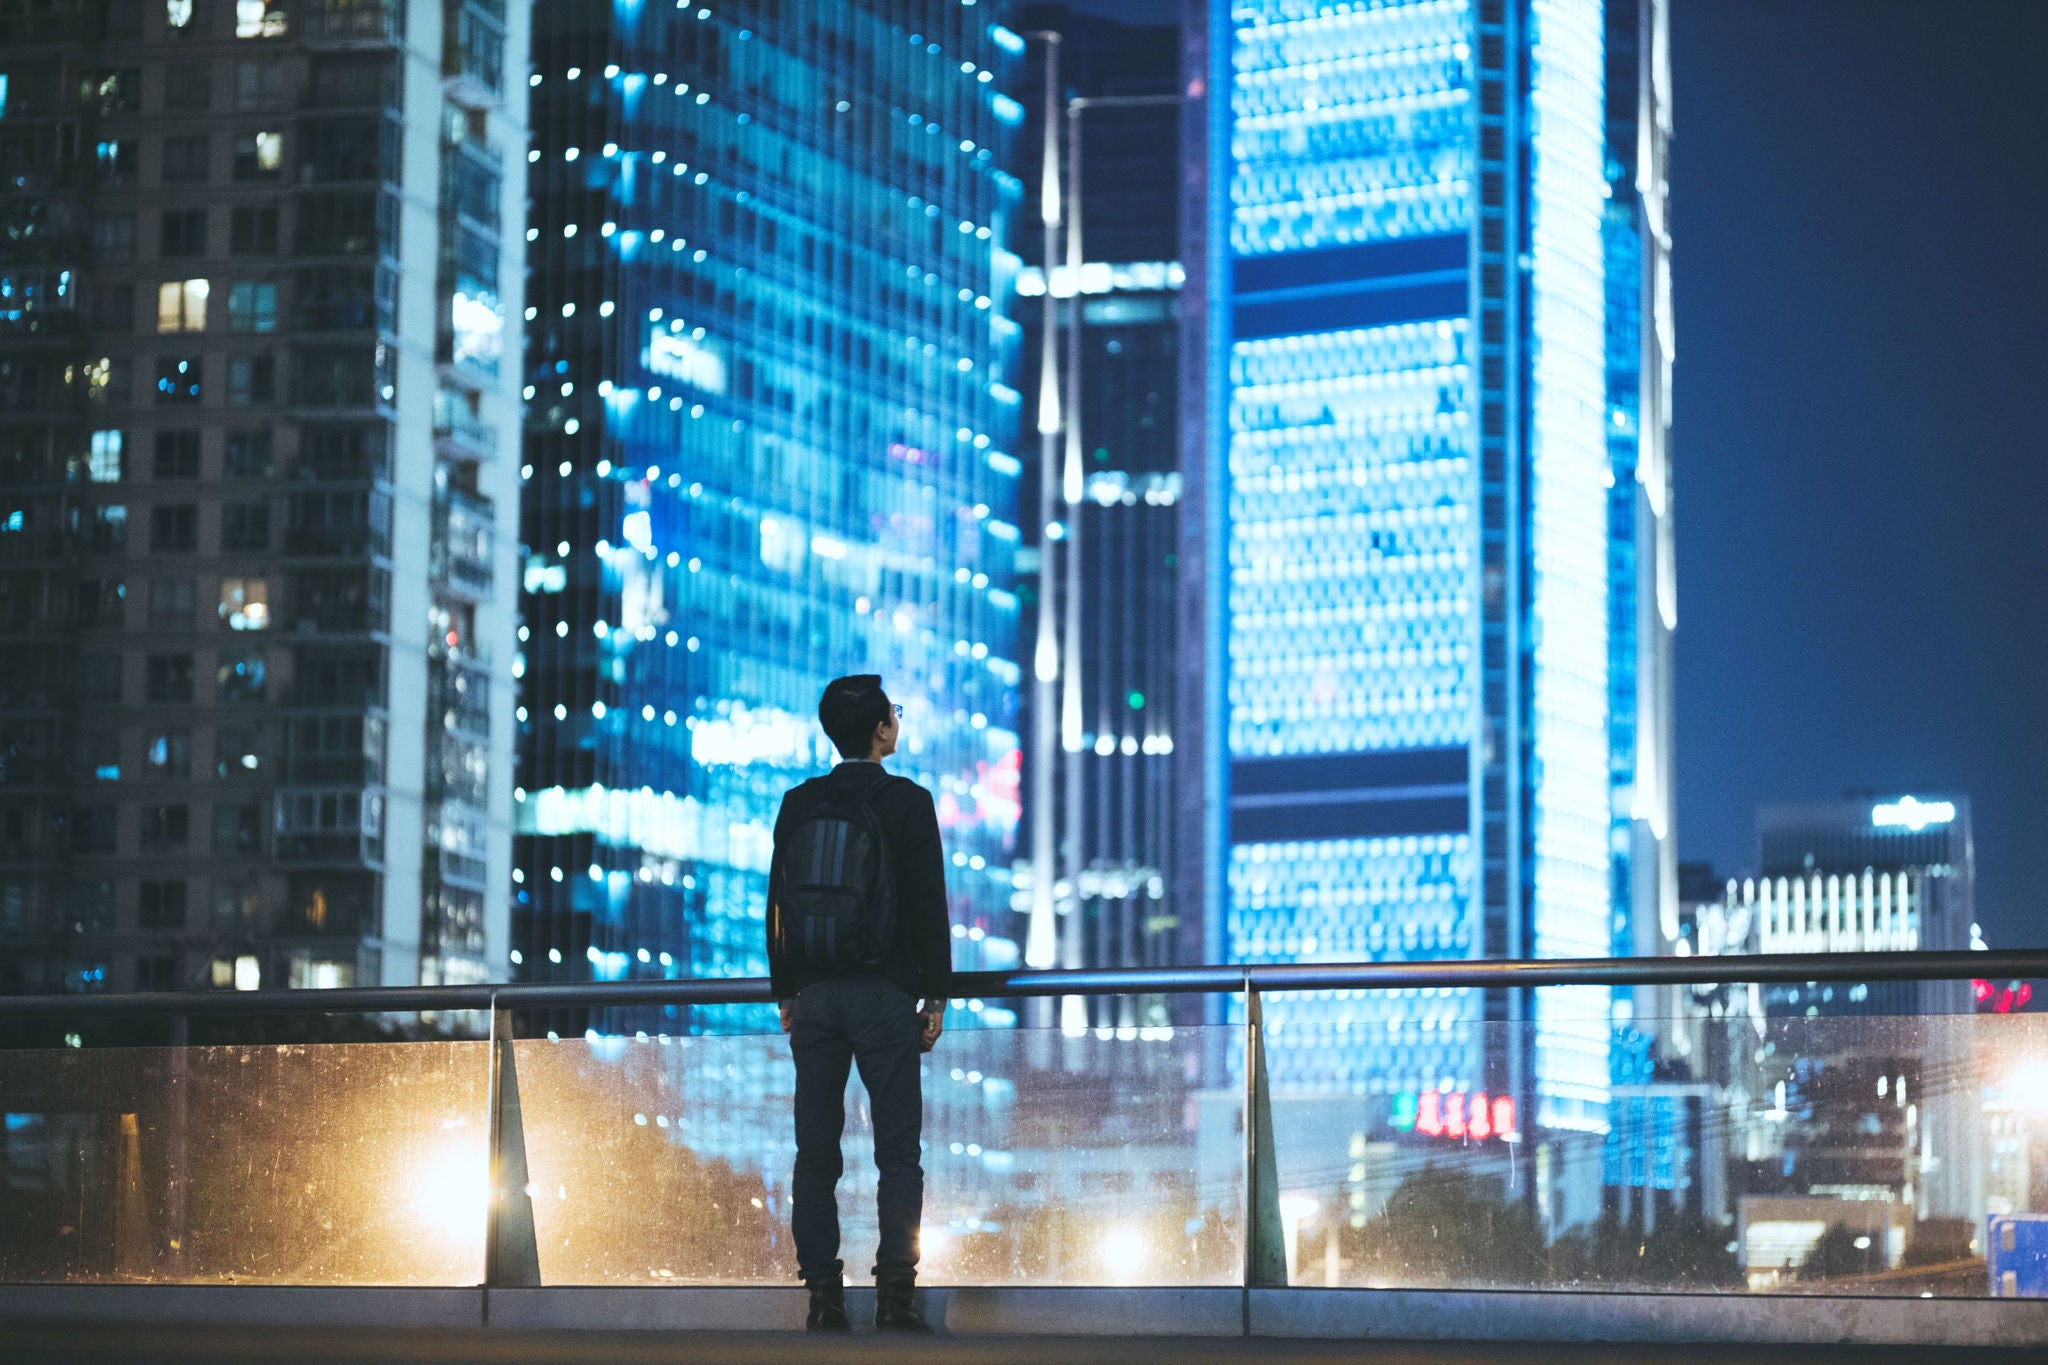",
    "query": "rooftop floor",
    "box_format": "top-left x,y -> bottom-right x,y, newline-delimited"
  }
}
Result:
3,1324 -> 2038,1365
